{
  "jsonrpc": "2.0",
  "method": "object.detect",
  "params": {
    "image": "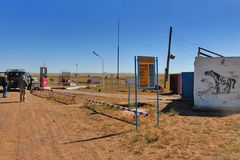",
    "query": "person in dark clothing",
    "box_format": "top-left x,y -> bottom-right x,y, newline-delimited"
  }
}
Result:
27,75 -> 33,90
2,75 -> 9,98
19,75 -> 29,102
